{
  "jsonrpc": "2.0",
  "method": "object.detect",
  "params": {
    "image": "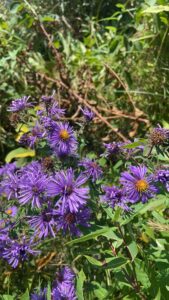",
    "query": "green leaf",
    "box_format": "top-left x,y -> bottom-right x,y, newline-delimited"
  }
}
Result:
154,289 -> 161,300
47,282 -> 51,300
66,227 -> 110,246
76,269 -> 86,300
5,147 -> 35,163
122,139 -> 146,149
84,255 -> 103,266
142,5 -> 169,14
128,241 -> 138,261
2,296 -> 14,300
104,257 -> 129,269
92,281 -> 108,299
20,289 -> 29,300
